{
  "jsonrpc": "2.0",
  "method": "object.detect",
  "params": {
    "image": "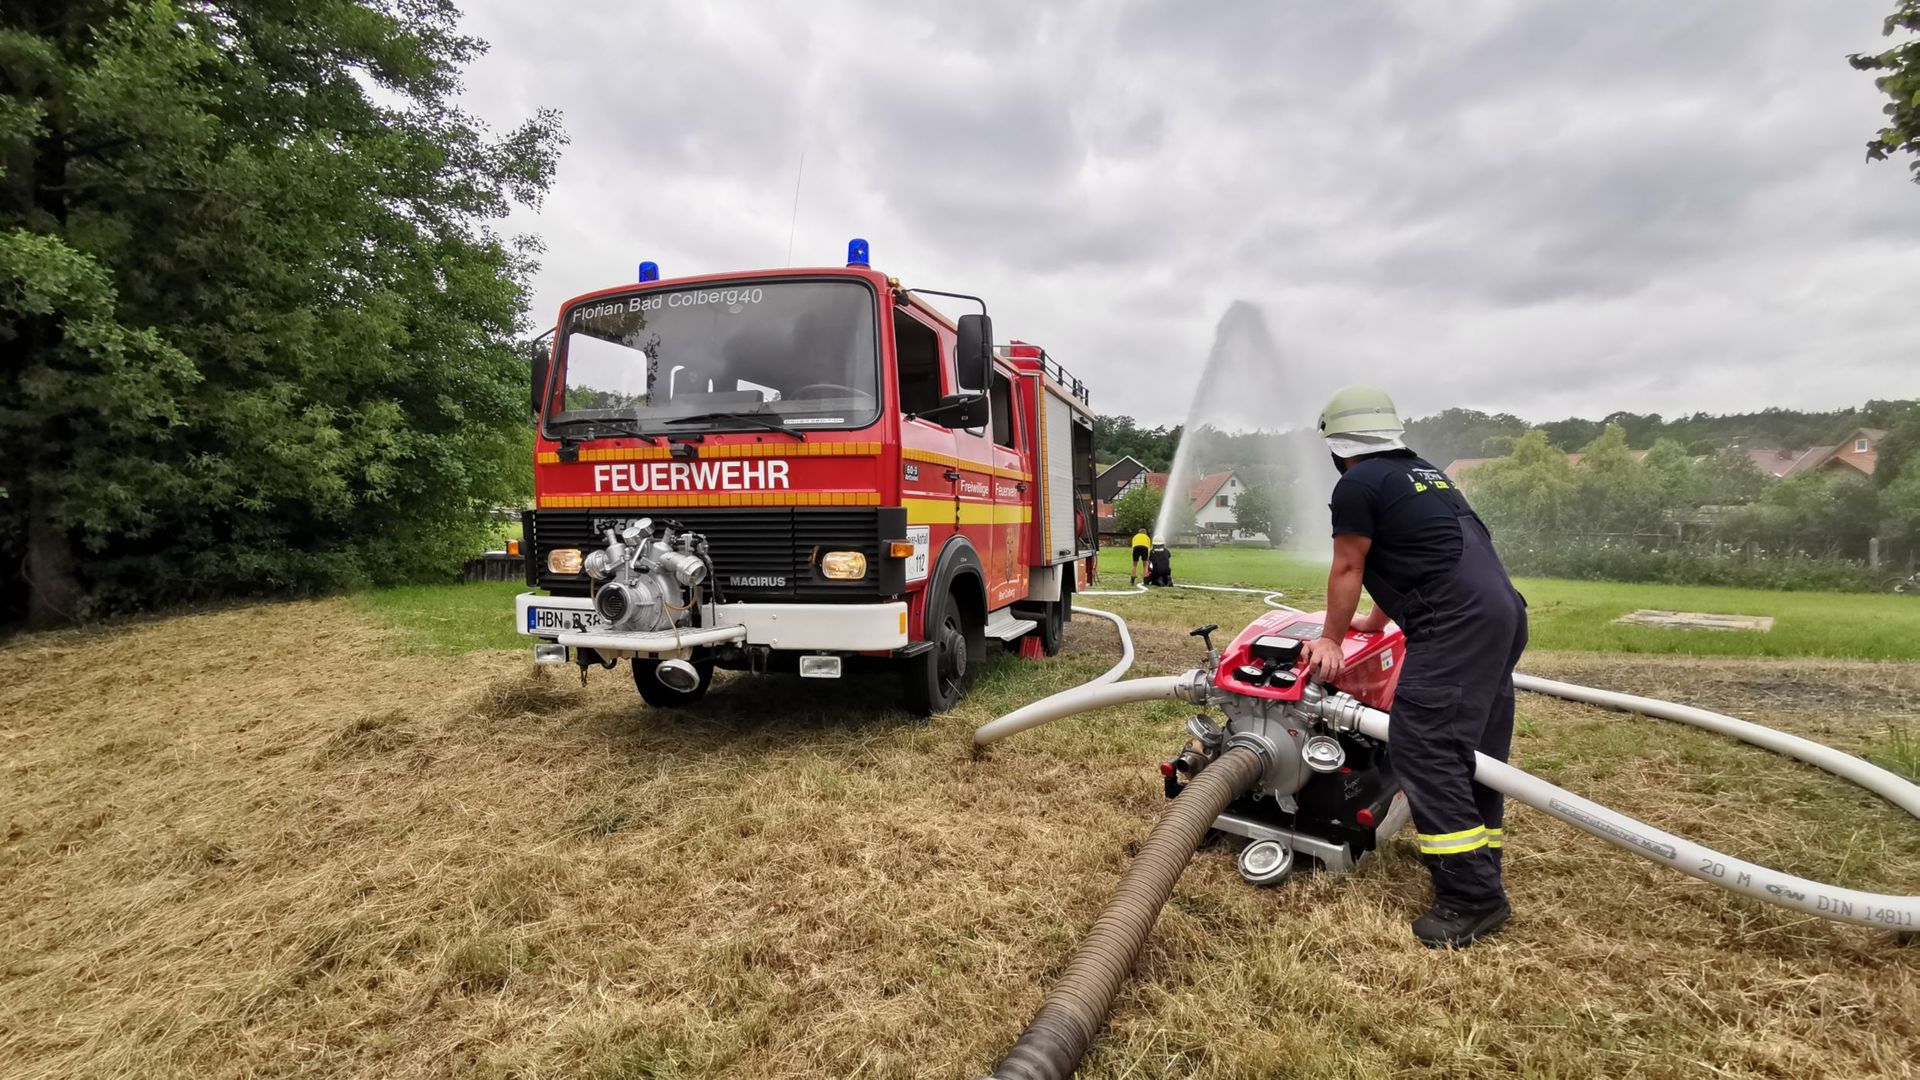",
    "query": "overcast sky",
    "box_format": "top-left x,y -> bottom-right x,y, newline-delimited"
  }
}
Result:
455,0 -> 1919,430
